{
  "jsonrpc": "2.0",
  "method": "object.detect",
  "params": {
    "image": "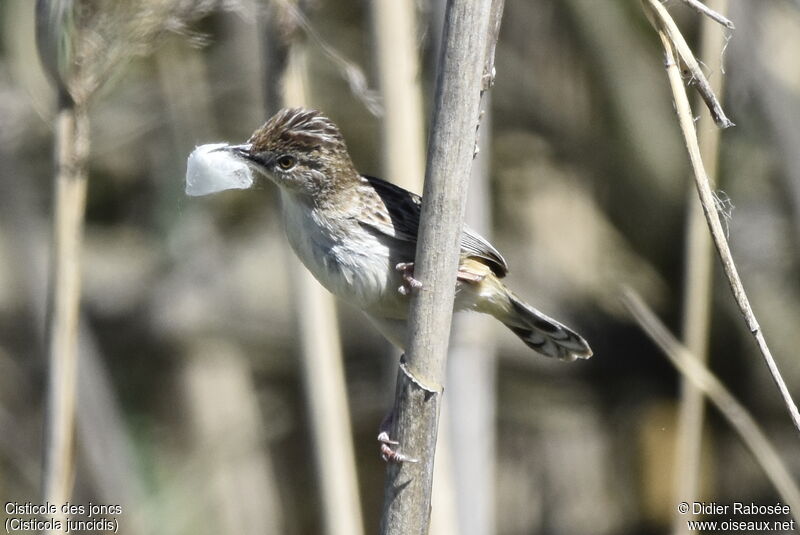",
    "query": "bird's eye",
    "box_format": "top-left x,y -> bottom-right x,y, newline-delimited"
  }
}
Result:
277,155 -> 296,170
